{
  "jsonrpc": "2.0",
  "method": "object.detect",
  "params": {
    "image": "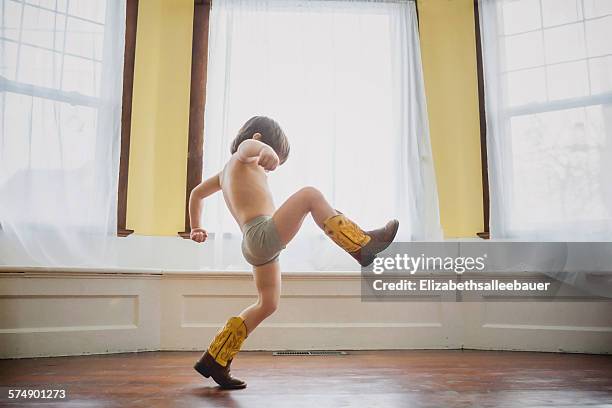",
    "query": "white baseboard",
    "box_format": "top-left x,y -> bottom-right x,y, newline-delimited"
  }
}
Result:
1,270 -> 611,358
